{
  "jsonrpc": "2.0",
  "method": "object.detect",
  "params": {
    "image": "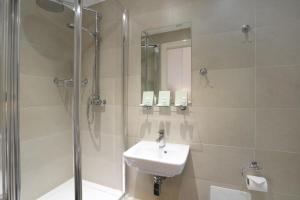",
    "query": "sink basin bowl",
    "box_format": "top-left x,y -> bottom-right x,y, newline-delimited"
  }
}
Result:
123,141 -> 189,177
